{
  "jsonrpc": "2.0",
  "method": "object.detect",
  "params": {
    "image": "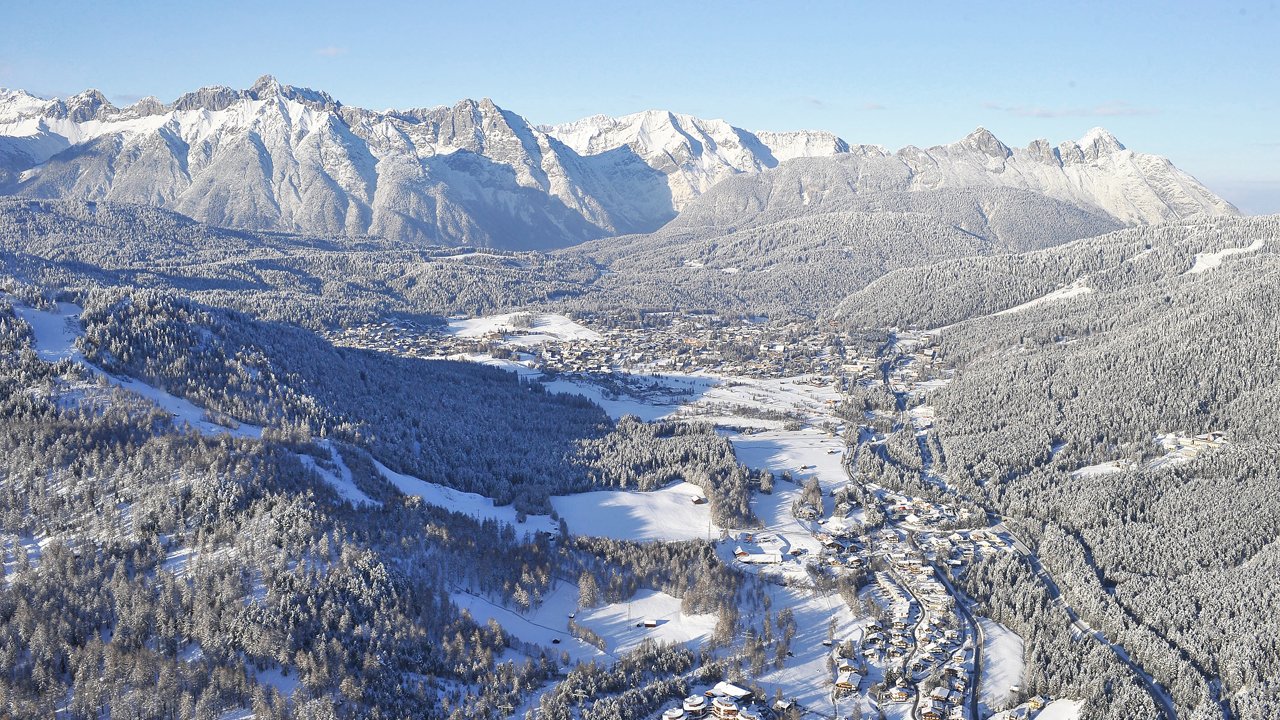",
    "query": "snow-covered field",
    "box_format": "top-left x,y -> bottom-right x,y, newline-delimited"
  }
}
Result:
447,312 -> 601,346
451,583 -> 715,664
754,585 -> 865,711
542,376 -> 685,421
978,617 -> 1026,715
451,583 -> 604,664
677,374 -> 842,430
551,482 -> 715,542
1037,698 -> 1084,720
576,589 -> 716,655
